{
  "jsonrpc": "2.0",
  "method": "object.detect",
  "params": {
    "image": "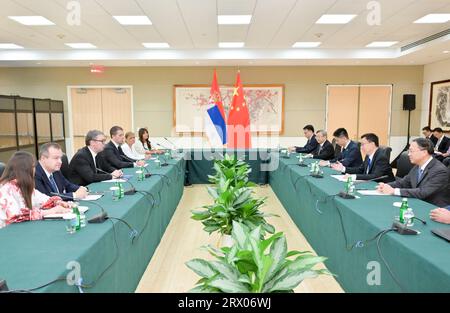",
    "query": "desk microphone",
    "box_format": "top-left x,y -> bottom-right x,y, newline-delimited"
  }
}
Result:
391,221 -> 420,235
338,175 -> 389,199
50,192 -> 108,223
163,137 -> 177,149
120,154 -> 139,163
